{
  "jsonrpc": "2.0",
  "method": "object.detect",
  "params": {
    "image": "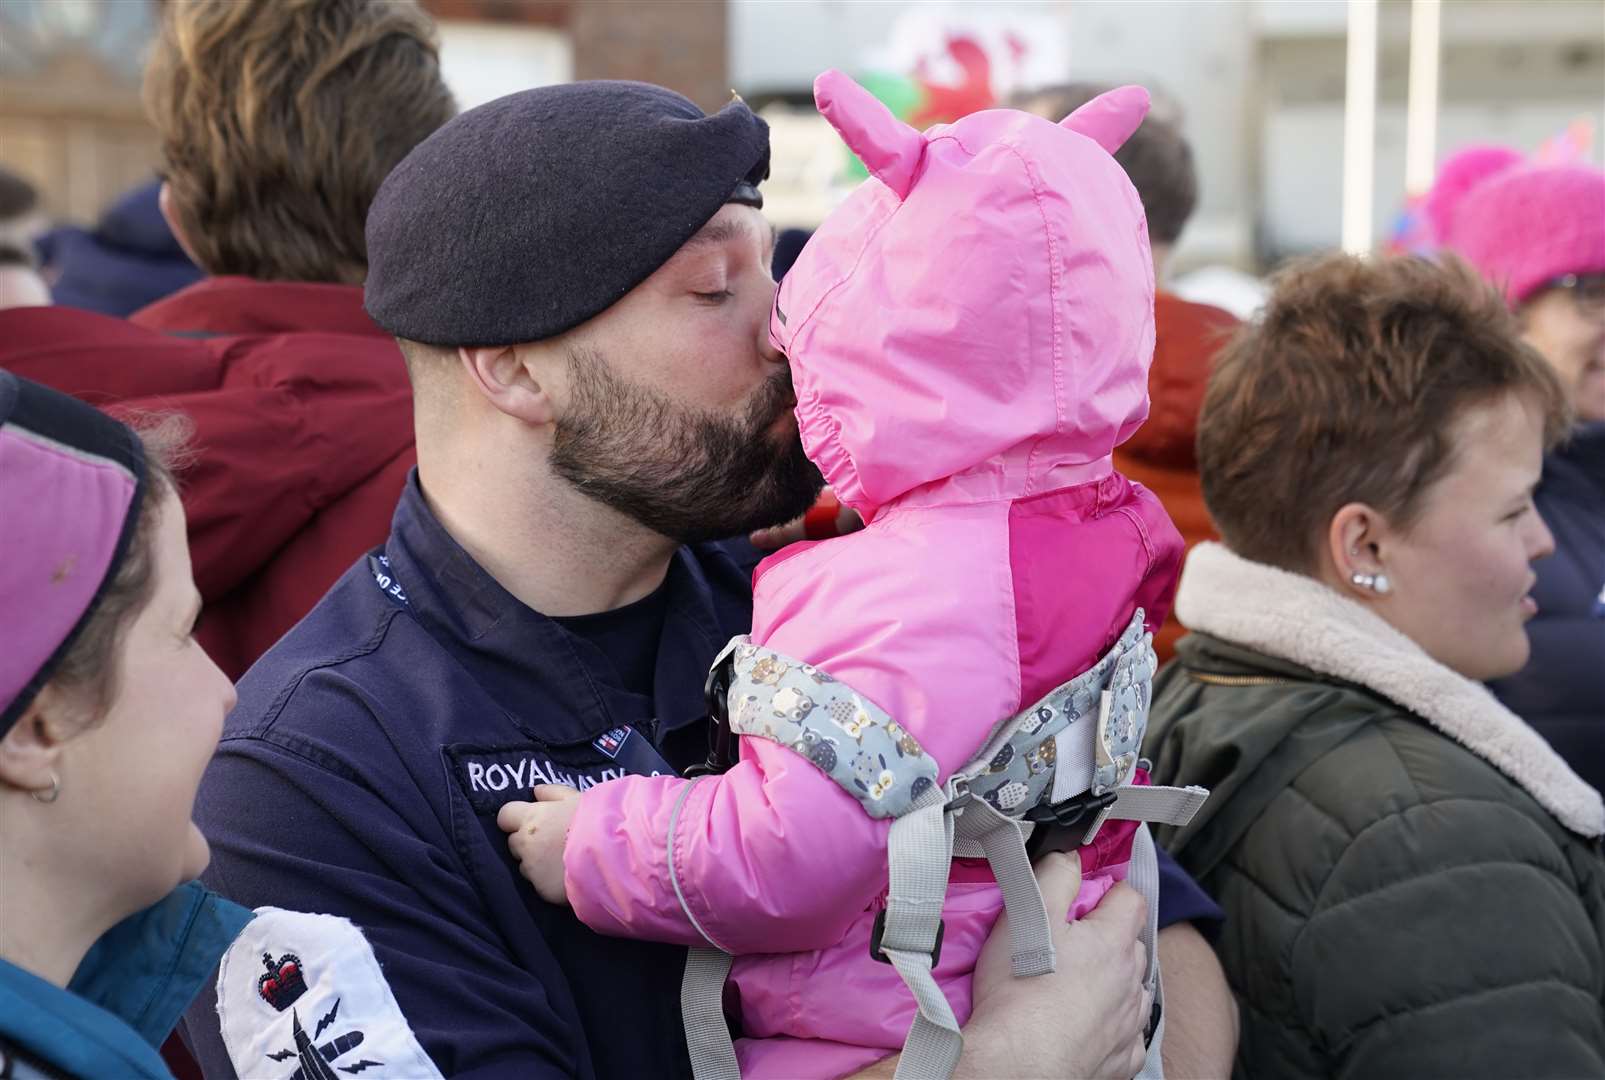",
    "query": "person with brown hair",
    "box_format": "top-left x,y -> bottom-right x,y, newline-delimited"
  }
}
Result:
0,0 -> 456,679
1015,83 -> 1238,662
0,372 -> 251,1079
1143,251 -> 1605,1078
143,0 -> 452,287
